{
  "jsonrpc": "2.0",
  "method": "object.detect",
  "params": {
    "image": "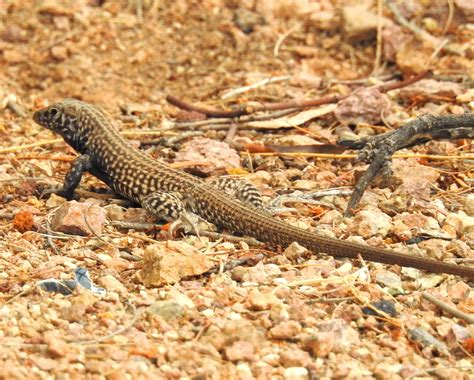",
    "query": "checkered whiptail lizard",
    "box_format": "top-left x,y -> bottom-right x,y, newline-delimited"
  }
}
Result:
33,99 -> 474,280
